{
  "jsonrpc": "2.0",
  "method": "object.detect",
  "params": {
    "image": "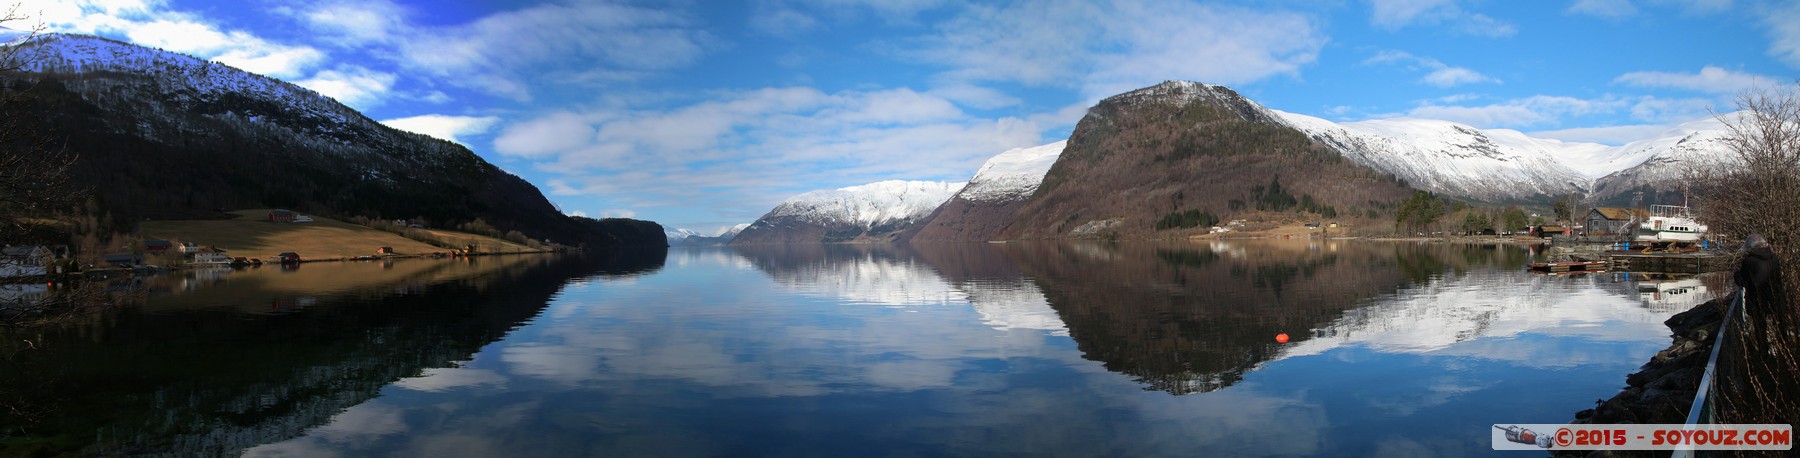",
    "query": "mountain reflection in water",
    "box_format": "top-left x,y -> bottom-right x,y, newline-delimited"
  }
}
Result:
0,250 -> 663,456
2,241 -> 1717,457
